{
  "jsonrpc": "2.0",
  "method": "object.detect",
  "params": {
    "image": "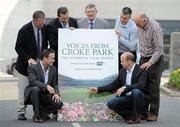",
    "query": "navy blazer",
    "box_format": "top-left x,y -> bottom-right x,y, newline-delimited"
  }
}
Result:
15,21 -> 48,76
98,64 -> 148,95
